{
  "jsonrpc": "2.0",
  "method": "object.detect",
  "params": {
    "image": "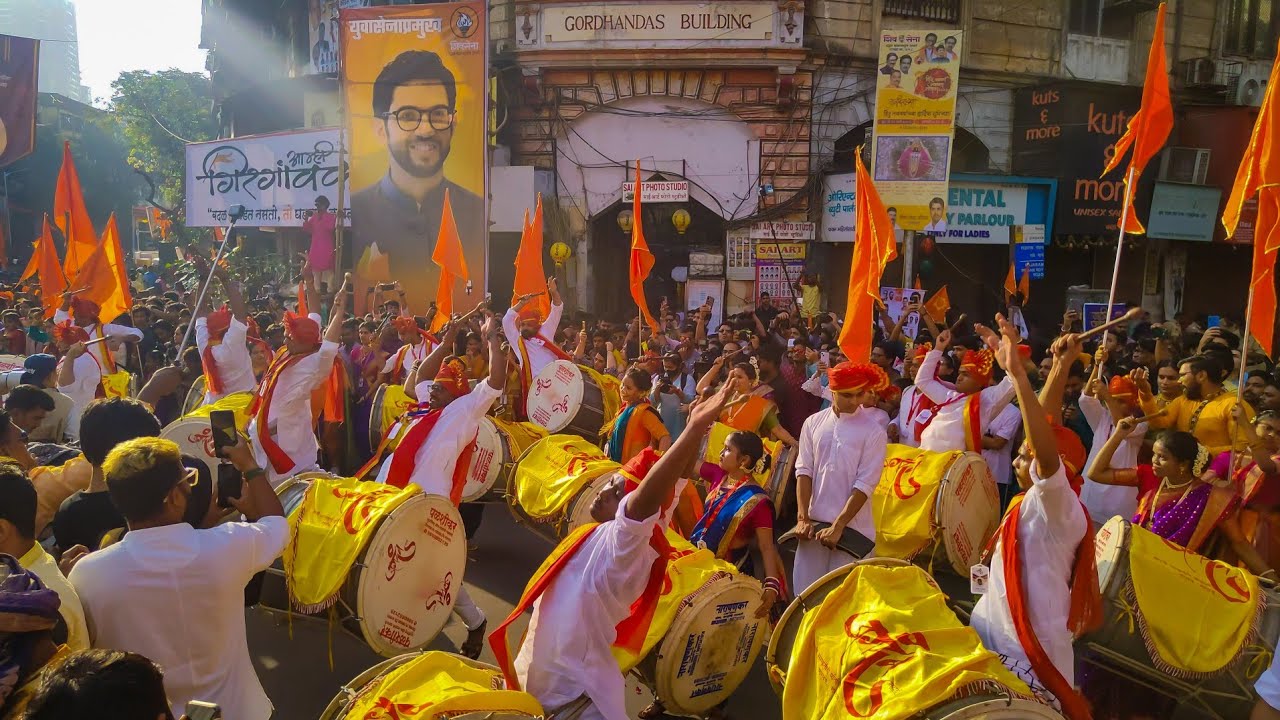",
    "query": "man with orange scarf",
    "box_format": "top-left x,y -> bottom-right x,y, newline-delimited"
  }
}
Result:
972,319 -> 1100,720
915,327 -> 1016,454
502,276 -> 565,413
247,274 -> 348,486
380,314 -> 436,386
194,263 -> 255,405
52,321 -> 98,441
54,293 -> 142,373
489,383 -> 732,720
